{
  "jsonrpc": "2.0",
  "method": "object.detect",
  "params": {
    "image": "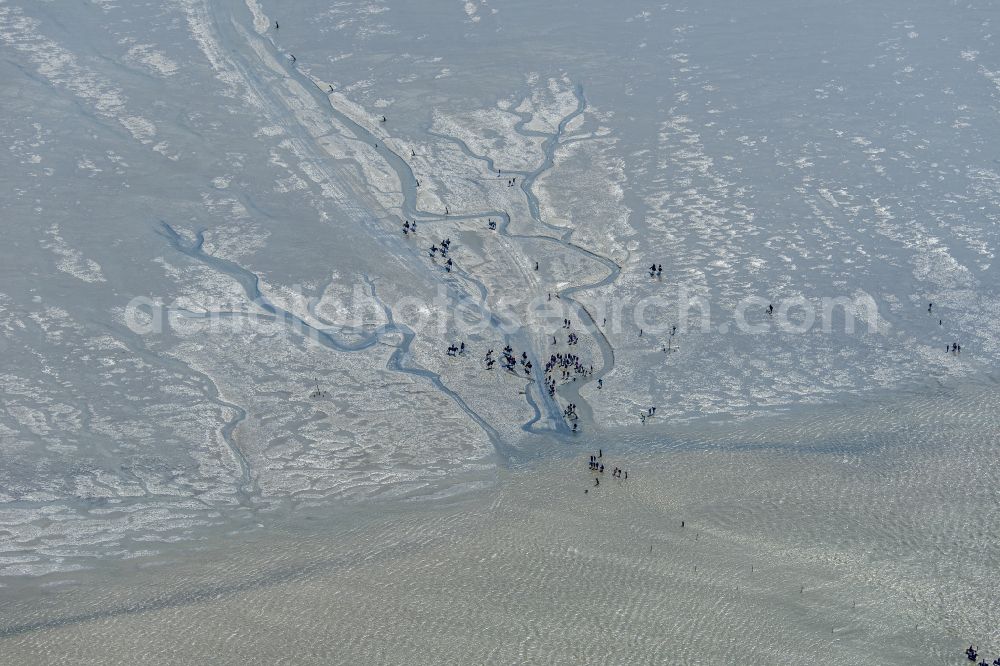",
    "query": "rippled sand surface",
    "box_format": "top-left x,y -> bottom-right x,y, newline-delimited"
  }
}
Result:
1,383 -> 997,664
